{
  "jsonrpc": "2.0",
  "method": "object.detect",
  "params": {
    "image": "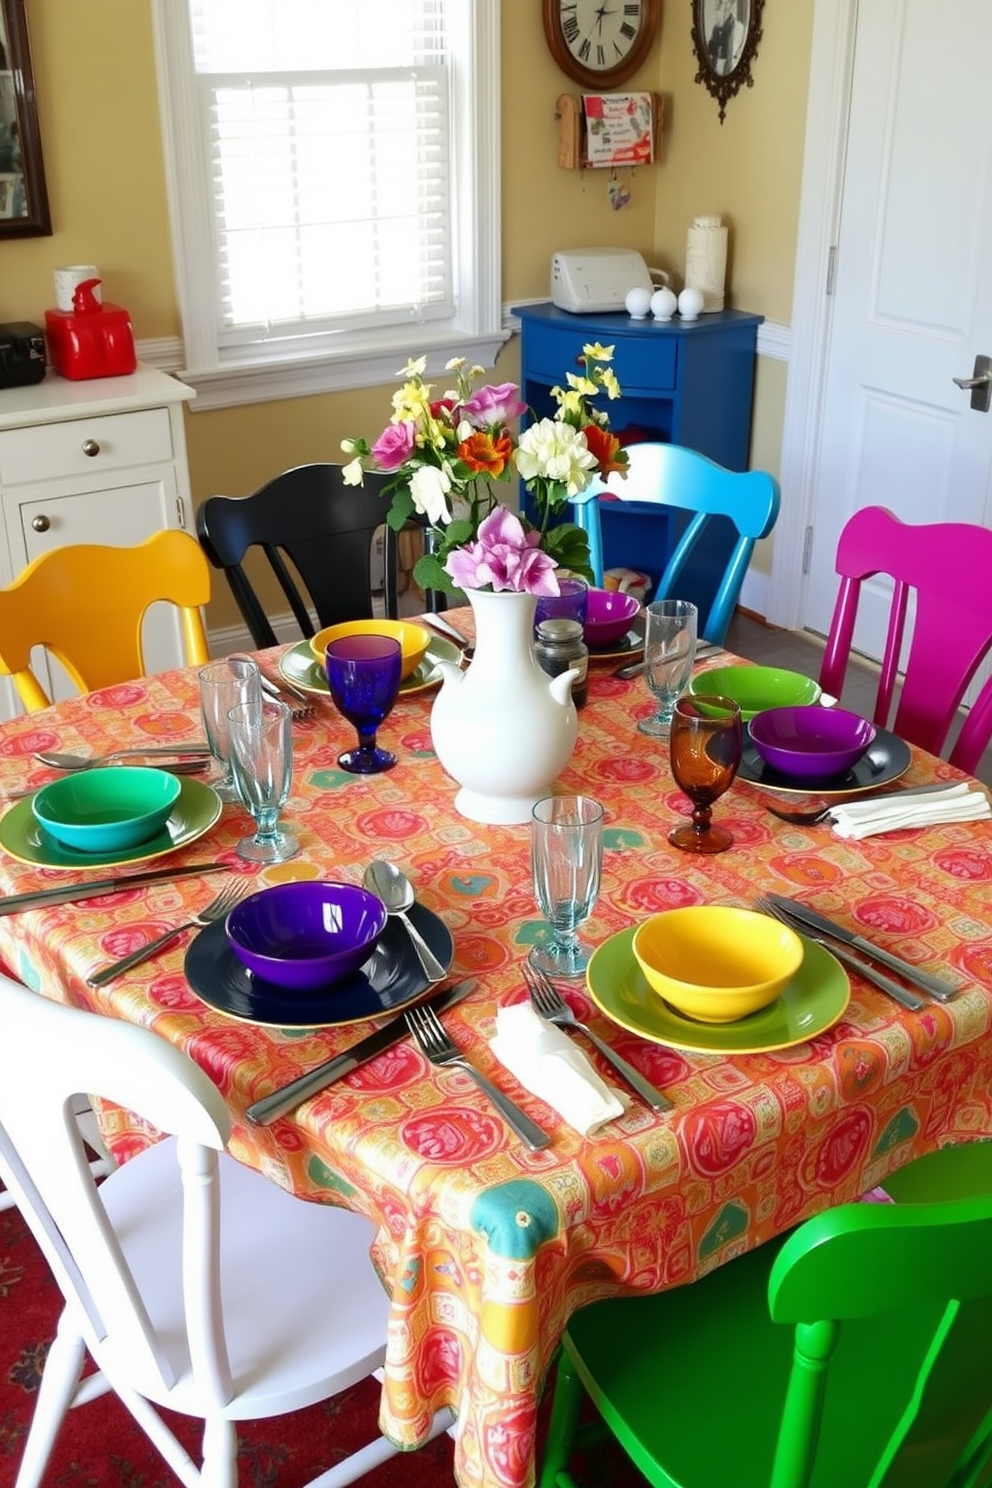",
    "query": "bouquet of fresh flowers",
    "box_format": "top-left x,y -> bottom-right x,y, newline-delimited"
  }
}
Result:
341,343 -> 628,597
